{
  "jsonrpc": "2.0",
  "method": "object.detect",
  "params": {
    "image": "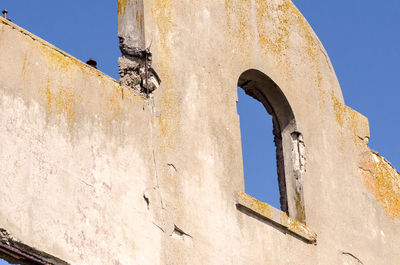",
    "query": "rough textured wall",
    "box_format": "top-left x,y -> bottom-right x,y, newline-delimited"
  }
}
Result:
143,0 -> 400,264
0,18 -> 163,264
0,0 -> 399,264
360,151 -> 400,220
